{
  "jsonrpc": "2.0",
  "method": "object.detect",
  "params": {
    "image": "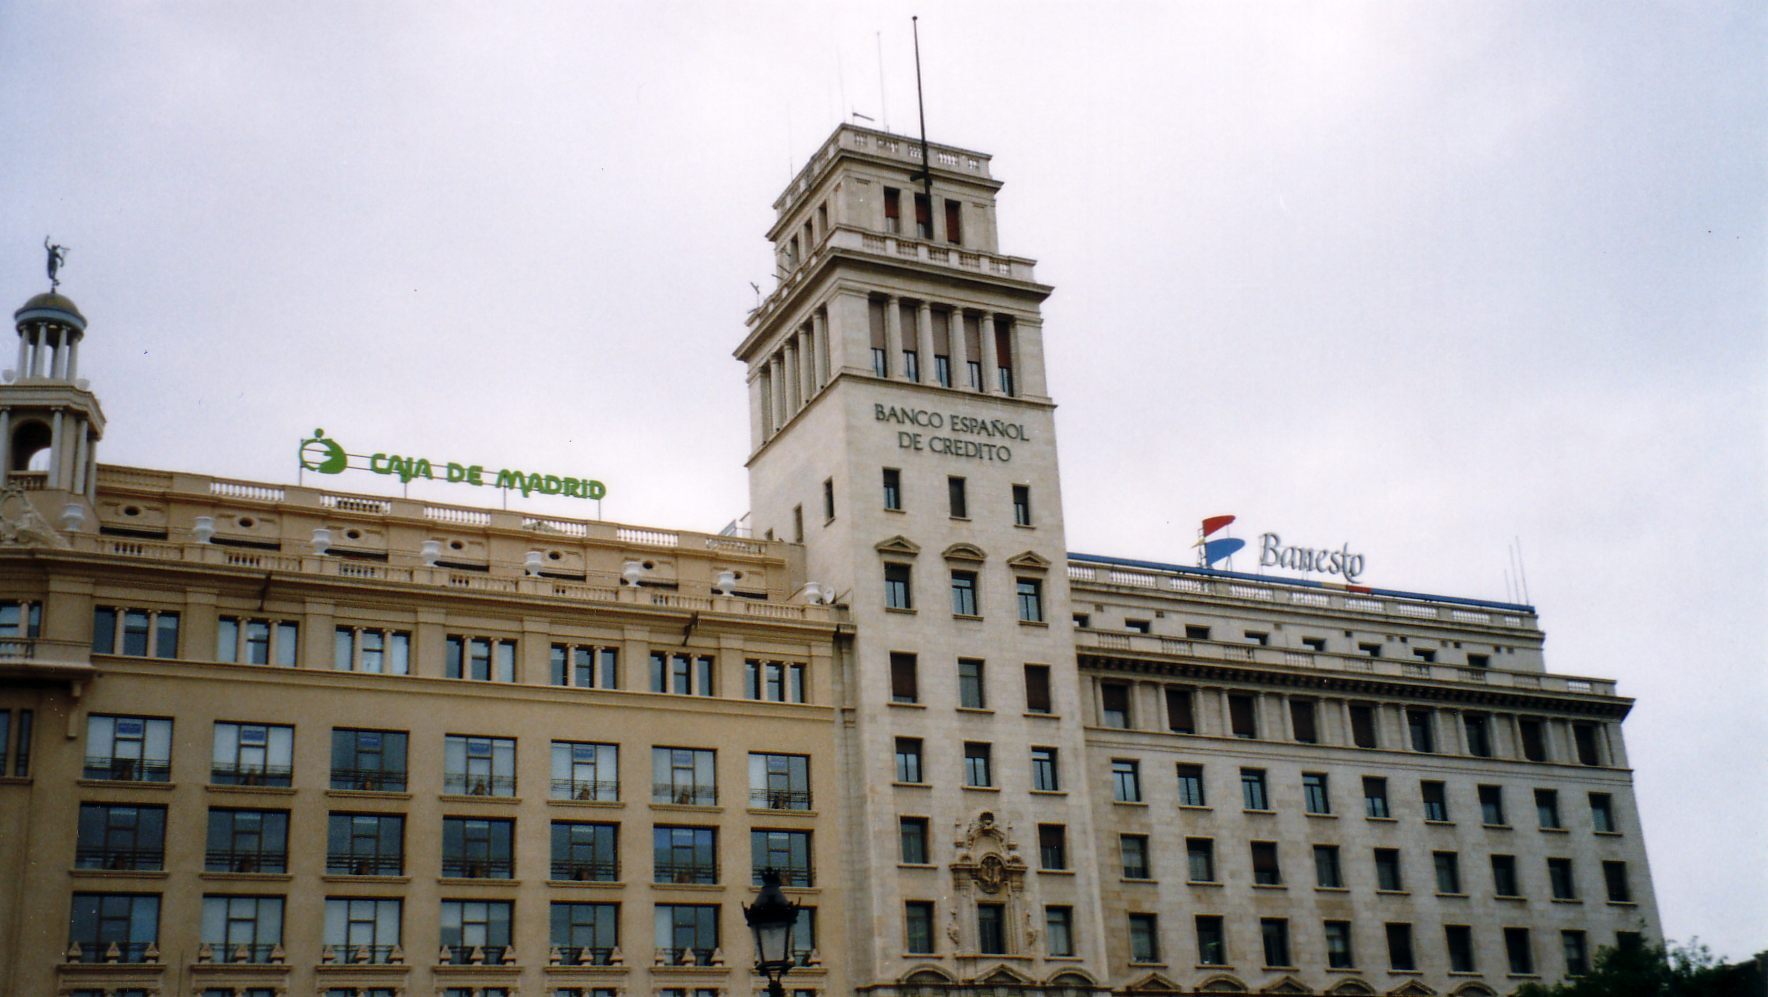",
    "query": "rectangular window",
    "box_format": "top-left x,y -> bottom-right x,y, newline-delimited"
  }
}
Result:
1359,641 -> 1382,658
1548,857 -> 1576,900
1519,717 -> 1548,761
882,468 -> 902,510
1464,714 -> 1493,757
822,478 -> 835,520
995,323 -> 1015,396
1125,618 -> 1150,634
327,812 -> 404,876
324,897 -> 401,963
943,198 -> 962,244
652,747 -> 716,806
205,809 -> 289,874
1241,768 -> 1269,811
0,600 -> 41,638
1364,777 -> 1390,818
1228,694 -> 1259,738
894,738 -> 923,783
1166,687 -> 1195,733
884,564 -> 913,610
963,742 -> 993,788
1604,861 -> 1632,902
1573,723 -> 1602,765
745,659 -> 808,704
1024,664 -> 1052,713
1325,921 -> 1355,969
1314,845 -> 1343,888
792,504 -> 803,543
903,348 -> 920,383
76,804 -> 167,871
1407,709 -> 1435,752
1290,700 -> 1318,743
211,722 -> 294,787
68,893 -> 159,964
550,644 -> 618,689
1016,578 -> 1043,622
913,192 -> 933,239
900,817 -> 930,864
950,571 -> 979,616
442,817 -> 514,879
1480,785 -> 1507,825
653,825 -> 718,885
1195,915 -> 1225,966
883,187 -> 901,232
1112,759 -> 1141,803
550,901 -> 618,966
749,752 -> 810,810
1186,838 -> 1215,883
1446,924 -> 1477,973
1121,834 -> 1150,879
1262,918 -> 1292,968
1300,635 -> 1327,652
444,735 -> 516,796
1374,848 -> 1404,892
1012,484 -> 1032,526
0,709 -> 21,777
1590,793 -> 1616,833
1251,841 -> 1282,886
1177,764 -> 1206,807
648,651 -> 715,697
1129,913 -> 1161,963
1045,906 -> 1074,958
1492,854 -> 1520,897
1349,704 -> 1379,748
1038,824 -> 1067,870
947,476 -> 968,518
334,627 -> 411,674
445,634 -> 516,682
201,895 -> 284,963
1302,772 -> 1330,814
1030,746 -> 1059,791
1434,851 -> 1463,894
217,616 -> 299,667
905,901 -> 935,954
440,899 -> 513,965
1422,780 -> 1450,822
551,740 -> 619,802
890,652 -> 918,703
84,715 -> 172,782
91,606 -> 180,658
550,821 -> 618,882
751,829 -> 813,886
1100,682 -> 1130,728
977,903 -> 1006,955
1386,922 -> 1416,972
1563,930 -> 1590,975
1536,789 -> 1562,829
1506,927 -> 1535,974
